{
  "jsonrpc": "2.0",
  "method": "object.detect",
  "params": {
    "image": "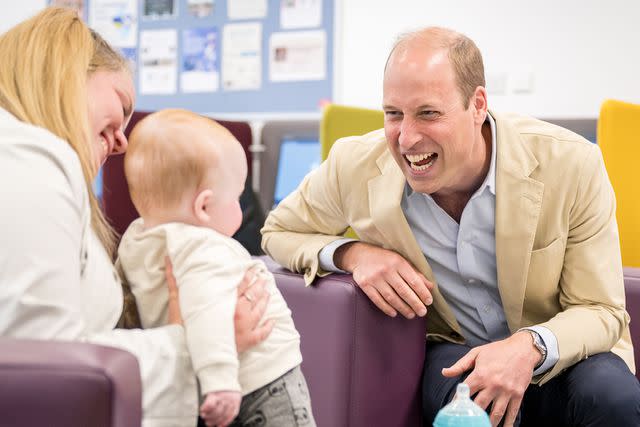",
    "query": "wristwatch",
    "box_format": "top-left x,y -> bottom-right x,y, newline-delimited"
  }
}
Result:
527,330 -> 547,369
